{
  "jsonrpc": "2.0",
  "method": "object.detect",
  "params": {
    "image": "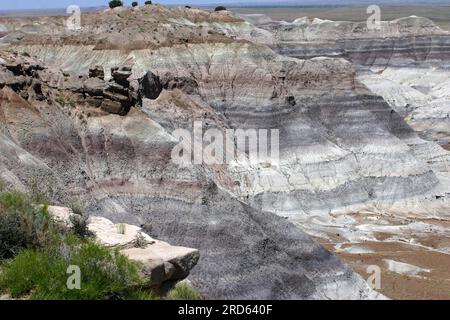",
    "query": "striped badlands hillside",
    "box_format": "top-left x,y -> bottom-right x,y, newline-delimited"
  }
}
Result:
1,5 -> 449,299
